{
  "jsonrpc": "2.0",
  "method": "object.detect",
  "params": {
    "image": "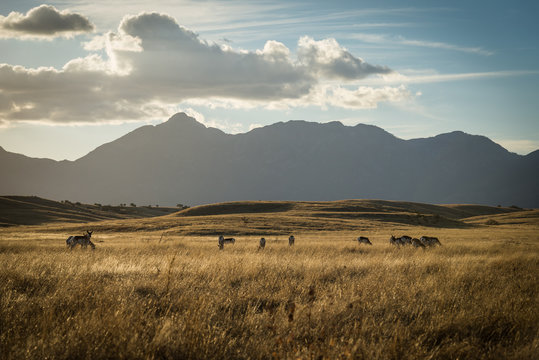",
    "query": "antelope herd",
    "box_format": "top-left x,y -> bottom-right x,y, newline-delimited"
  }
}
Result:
389,234 -> 442,248
216,234 -> 442,250
64,231 -> 441,251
